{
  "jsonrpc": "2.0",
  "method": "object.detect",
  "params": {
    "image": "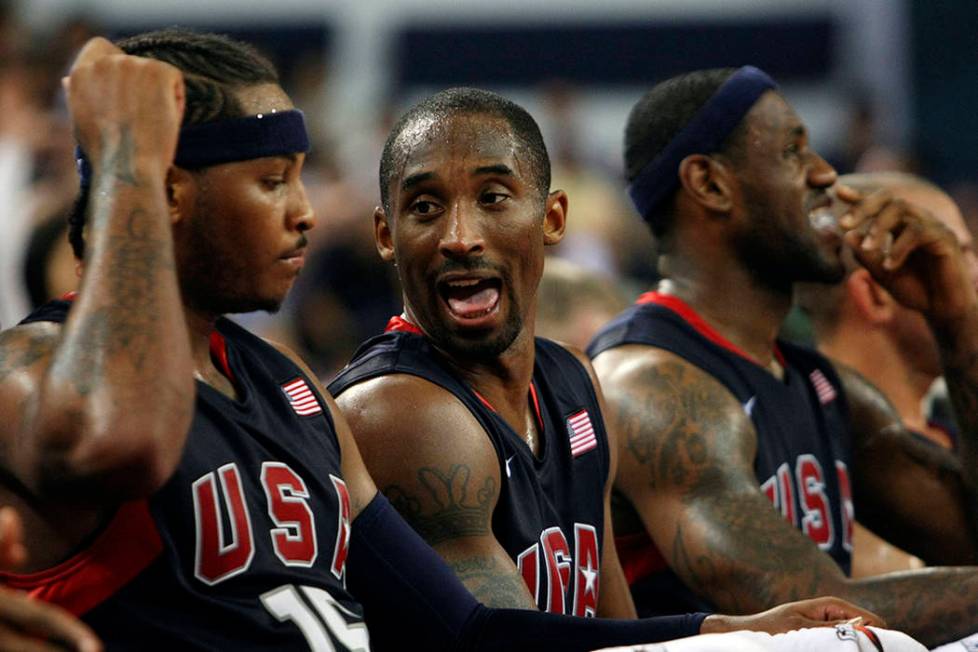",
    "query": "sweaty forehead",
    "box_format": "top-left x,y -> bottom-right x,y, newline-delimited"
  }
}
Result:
233,83 -> 294,115
394,113 -> 523,185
